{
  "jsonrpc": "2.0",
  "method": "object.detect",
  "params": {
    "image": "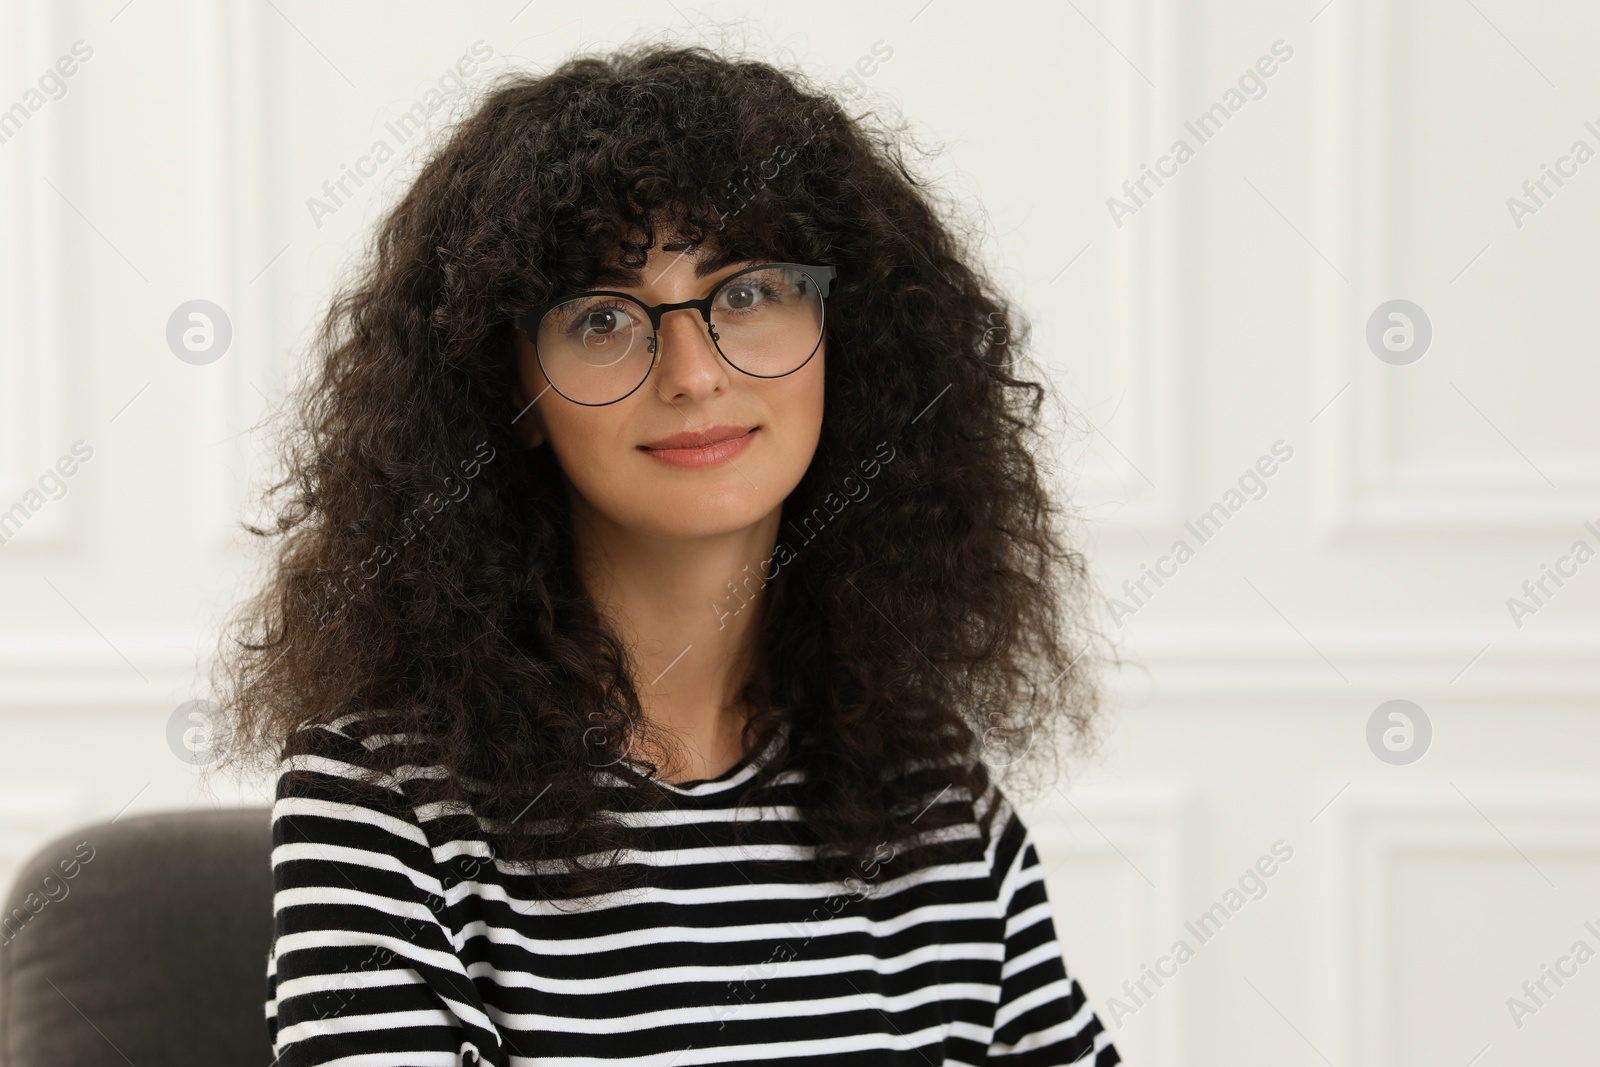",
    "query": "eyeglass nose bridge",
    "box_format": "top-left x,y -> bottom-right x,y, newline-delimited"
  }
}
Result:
640,294 -> 716,329
640,296 -> 723,358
